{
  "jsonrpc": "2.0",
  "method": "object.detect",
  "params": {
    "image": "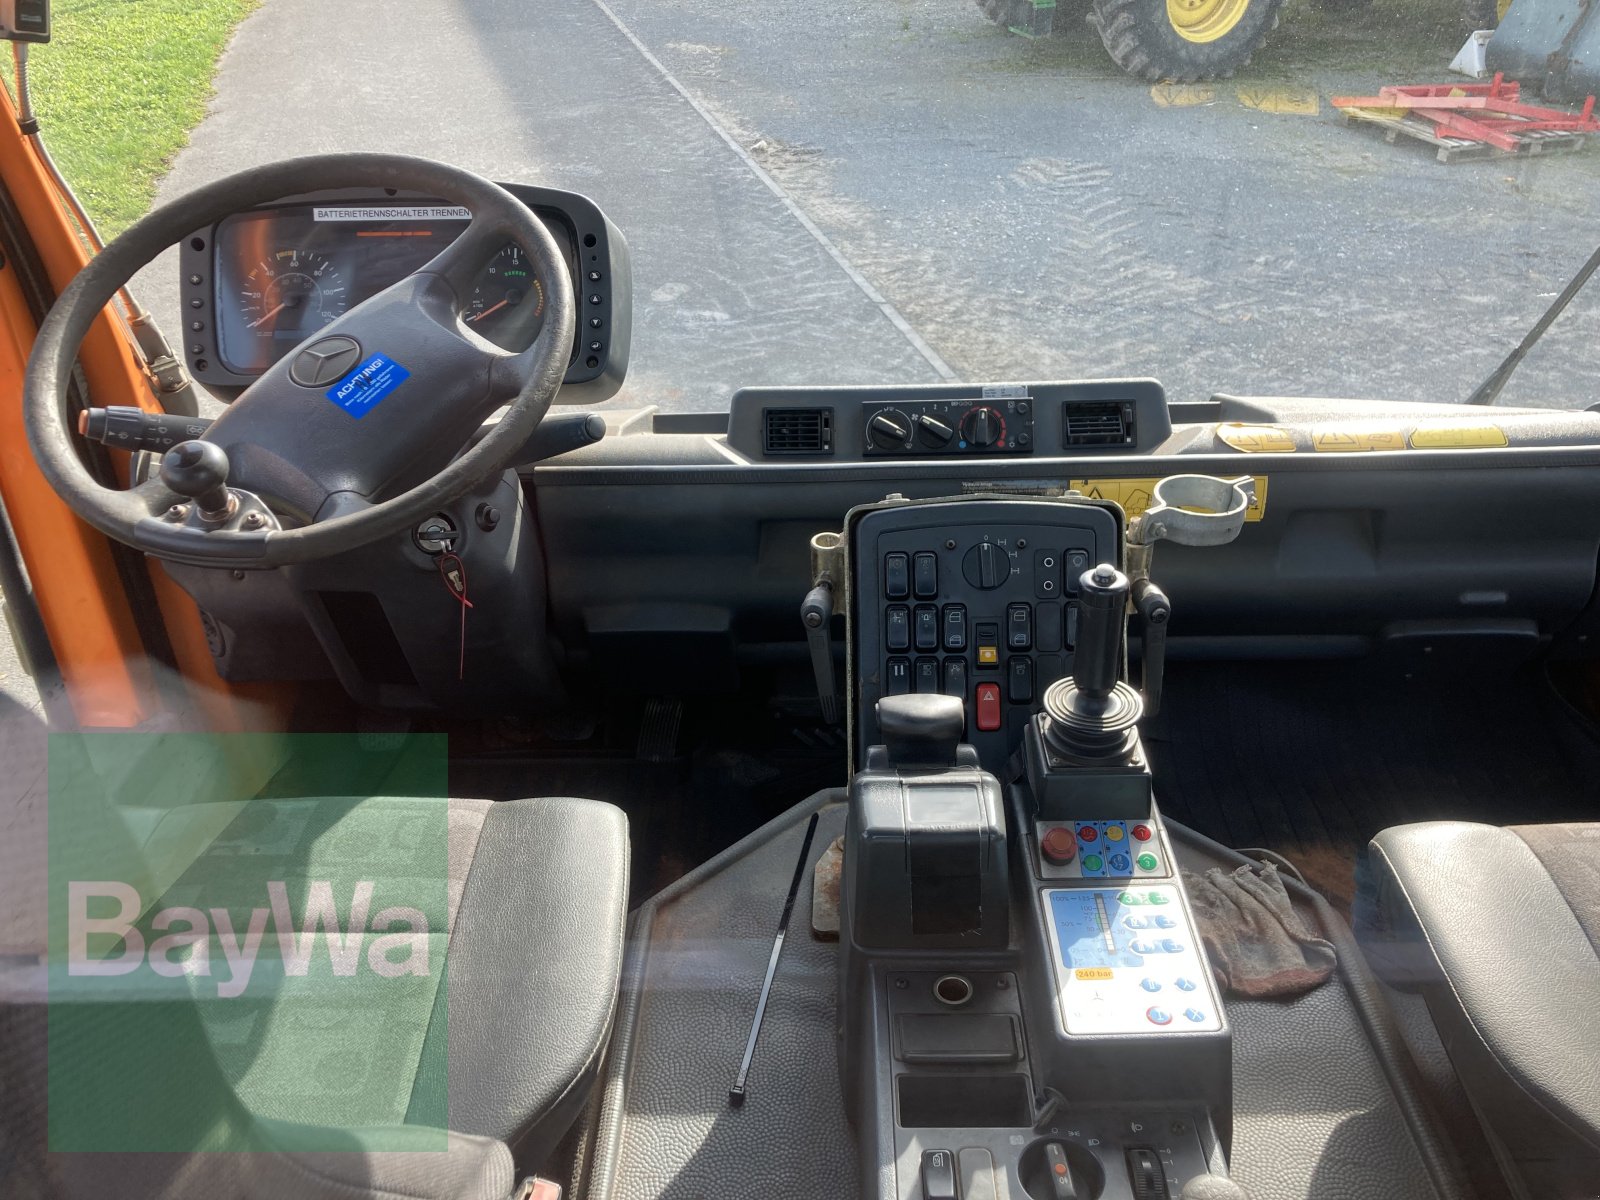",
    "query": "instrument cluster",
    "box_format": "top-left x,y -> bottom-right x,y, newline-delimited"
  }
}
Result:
181,183 -> 631,403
